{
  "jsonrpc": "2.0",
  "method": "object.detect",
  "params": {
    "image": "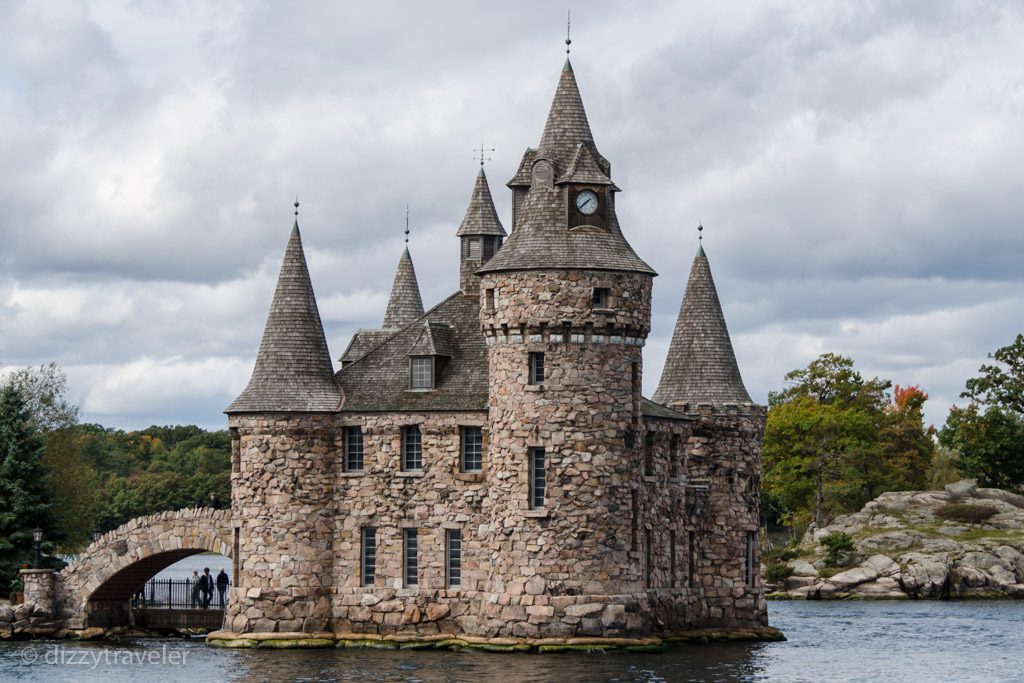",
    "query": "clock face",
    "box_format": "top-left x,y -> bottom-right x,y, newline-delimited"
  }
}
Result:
575,189 -> 599,215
